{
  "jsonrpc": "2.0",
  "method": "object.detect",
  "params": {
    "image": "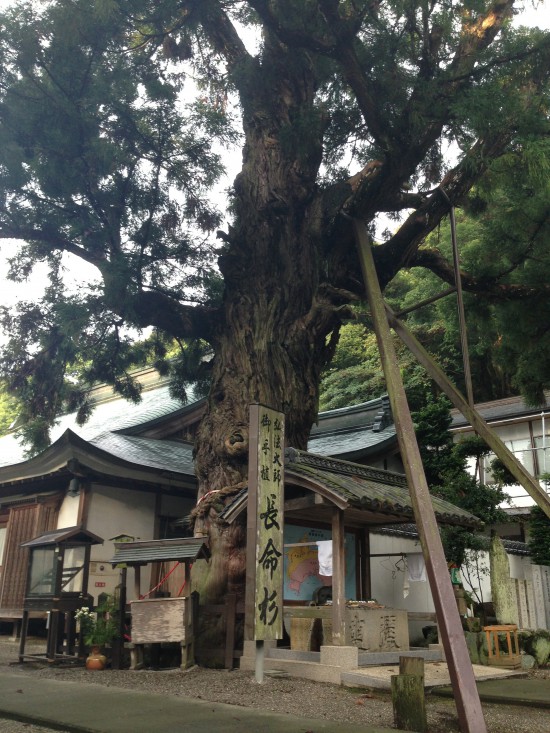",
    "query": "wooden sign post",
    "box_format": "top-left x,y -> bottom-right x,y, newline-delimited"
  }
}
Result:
245,403 -> 285,682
